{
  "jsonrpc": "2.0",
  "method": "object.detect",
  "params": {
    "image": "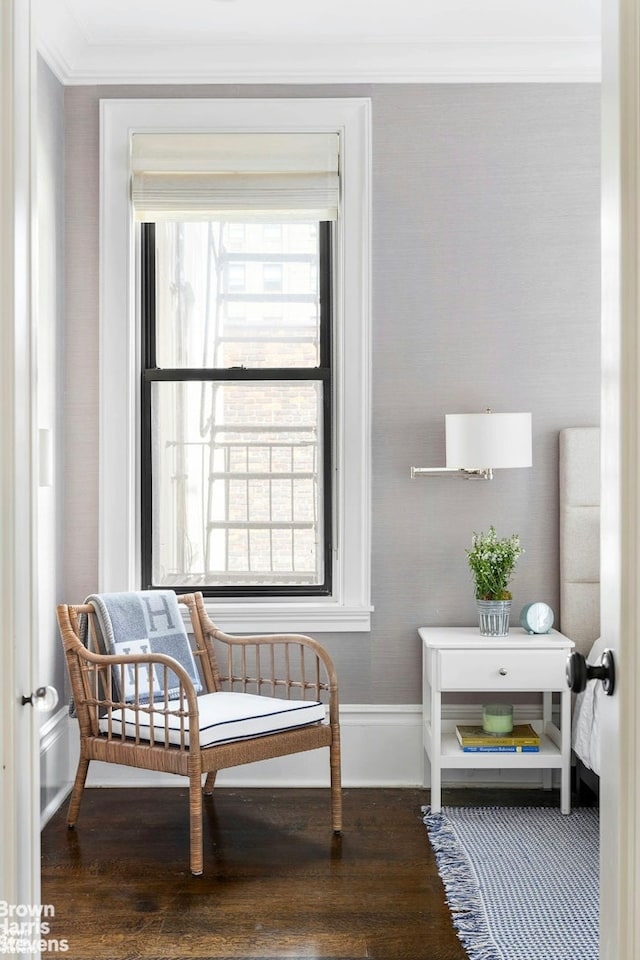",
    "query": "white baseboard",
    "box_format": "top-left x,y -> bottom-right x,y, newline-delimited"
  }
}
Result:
63,702 -> 560,791
71,704 -> 424,789
40,706 -> 73,828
